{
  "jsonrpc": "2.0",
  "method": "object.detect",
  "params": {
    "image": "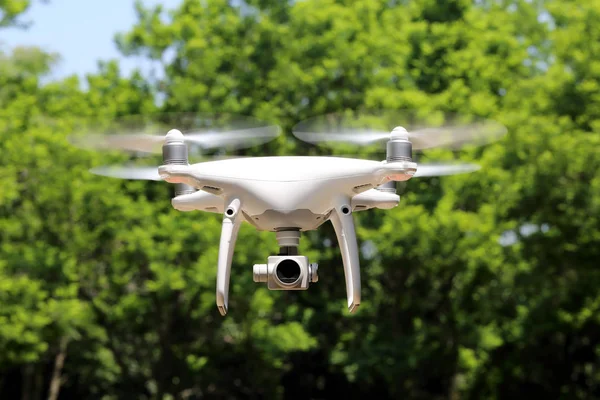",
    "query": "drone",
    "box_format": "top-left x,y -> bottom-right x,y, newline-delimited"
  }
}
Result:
70,111 -> 506,316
